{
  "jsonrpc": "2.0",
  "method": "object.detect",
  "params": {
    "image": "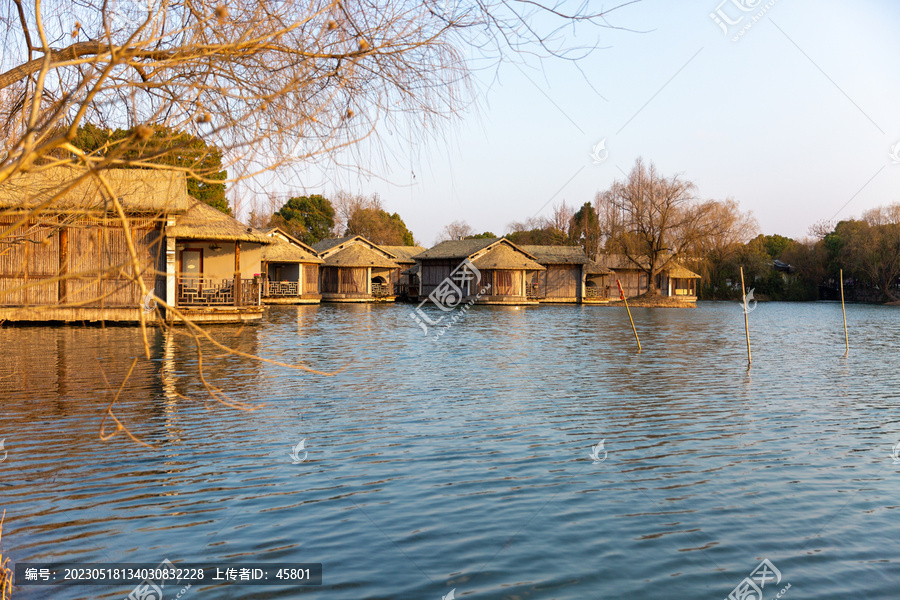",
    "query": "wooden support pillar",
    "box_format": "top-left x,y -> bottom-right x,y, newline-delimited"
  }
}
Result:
58,226 -> 68,304
234,240 -> 241,306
